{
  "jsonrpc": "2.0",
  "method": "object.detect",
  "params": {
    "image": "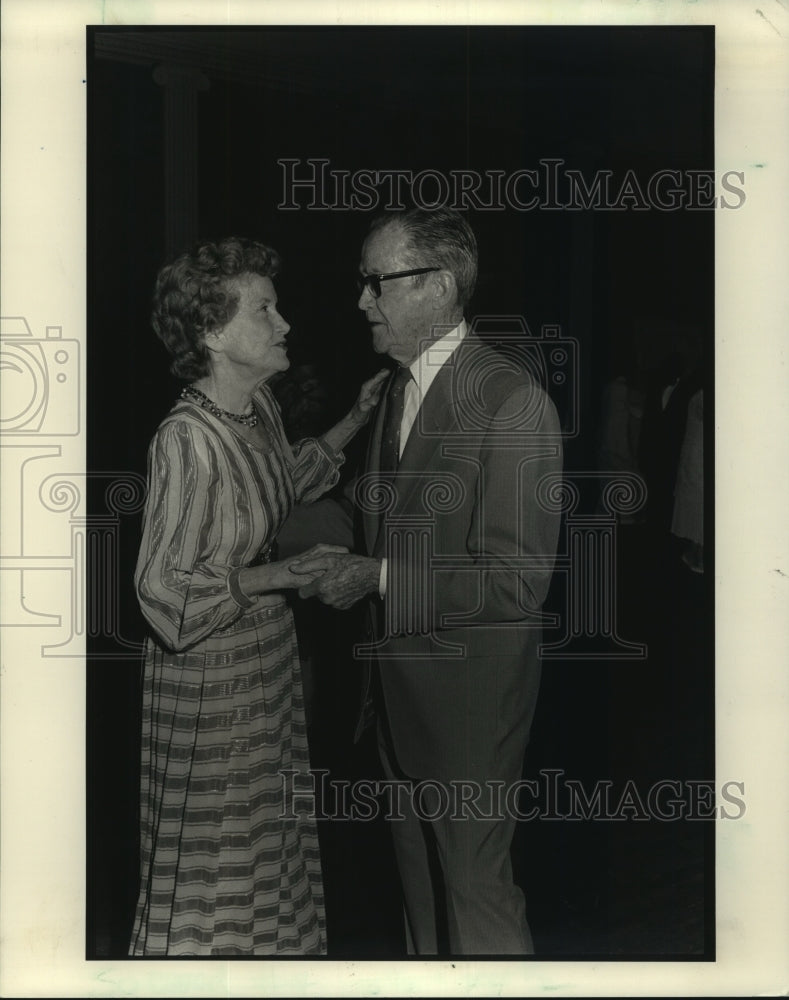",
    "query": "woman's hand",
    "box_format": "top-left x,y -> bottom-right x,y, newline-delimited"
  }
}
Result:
320,369 -> 390,454
350,369 -> 389,424
275,543 -> 350,589
239,544 -> 349,597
